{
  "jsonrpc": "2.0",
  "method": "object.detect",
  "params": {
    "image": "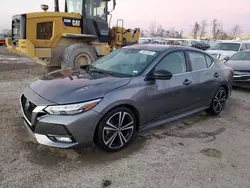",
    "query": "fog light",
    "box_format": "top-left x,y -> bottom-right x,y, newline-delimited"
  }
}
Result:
54,136 -> 72,143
